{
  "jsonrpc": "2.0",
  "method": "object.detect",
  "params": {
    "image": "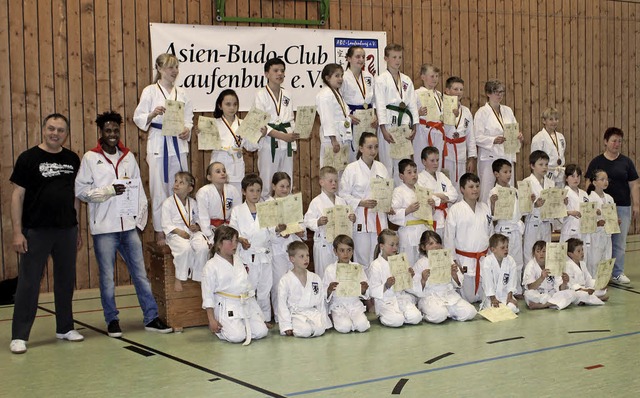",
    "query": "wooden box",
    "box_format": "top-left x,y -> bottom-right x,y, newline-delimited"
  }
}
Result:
144,242 -> 209,332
